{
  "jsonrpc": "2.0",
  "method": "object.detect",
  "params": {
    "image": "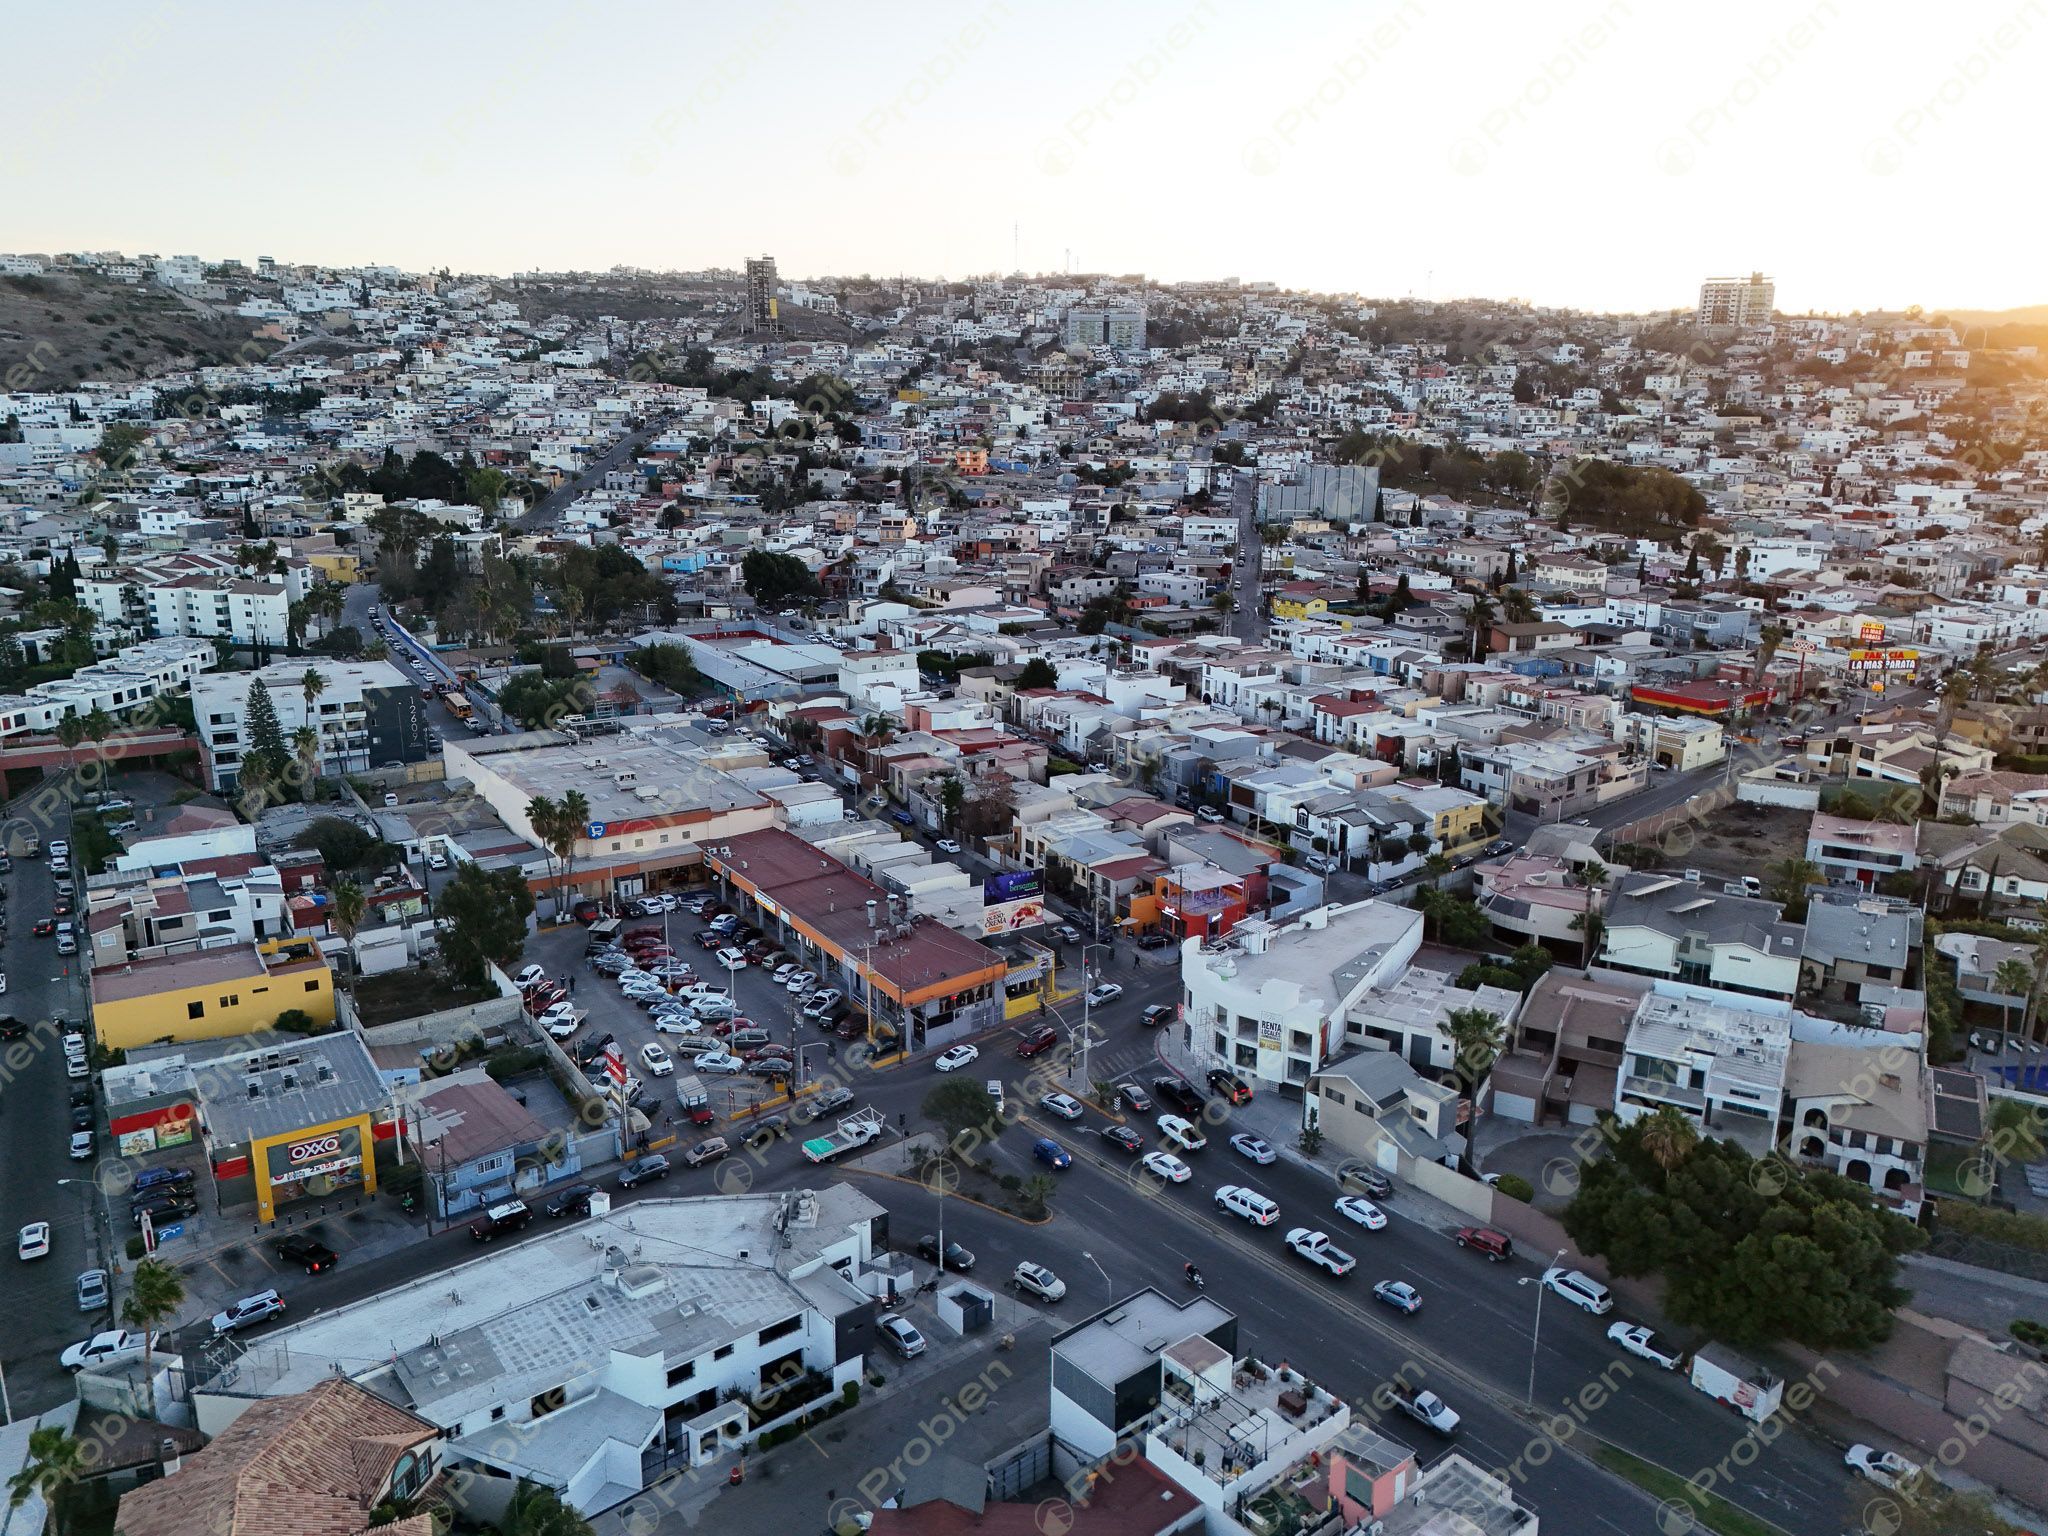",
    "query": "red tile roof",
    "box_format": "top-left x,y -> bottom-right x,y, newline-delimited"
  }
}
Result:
871,1457 -> 1198,1536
